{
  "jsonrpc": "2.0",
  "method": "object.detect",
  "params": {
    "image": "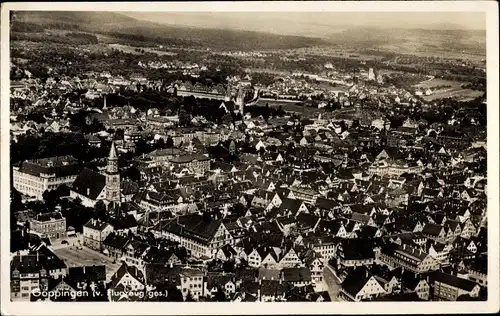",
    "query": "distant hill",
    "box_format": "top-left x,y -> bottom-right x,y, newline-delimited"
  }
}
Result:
325,27 -> 486,56
12,11 -> 329,50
